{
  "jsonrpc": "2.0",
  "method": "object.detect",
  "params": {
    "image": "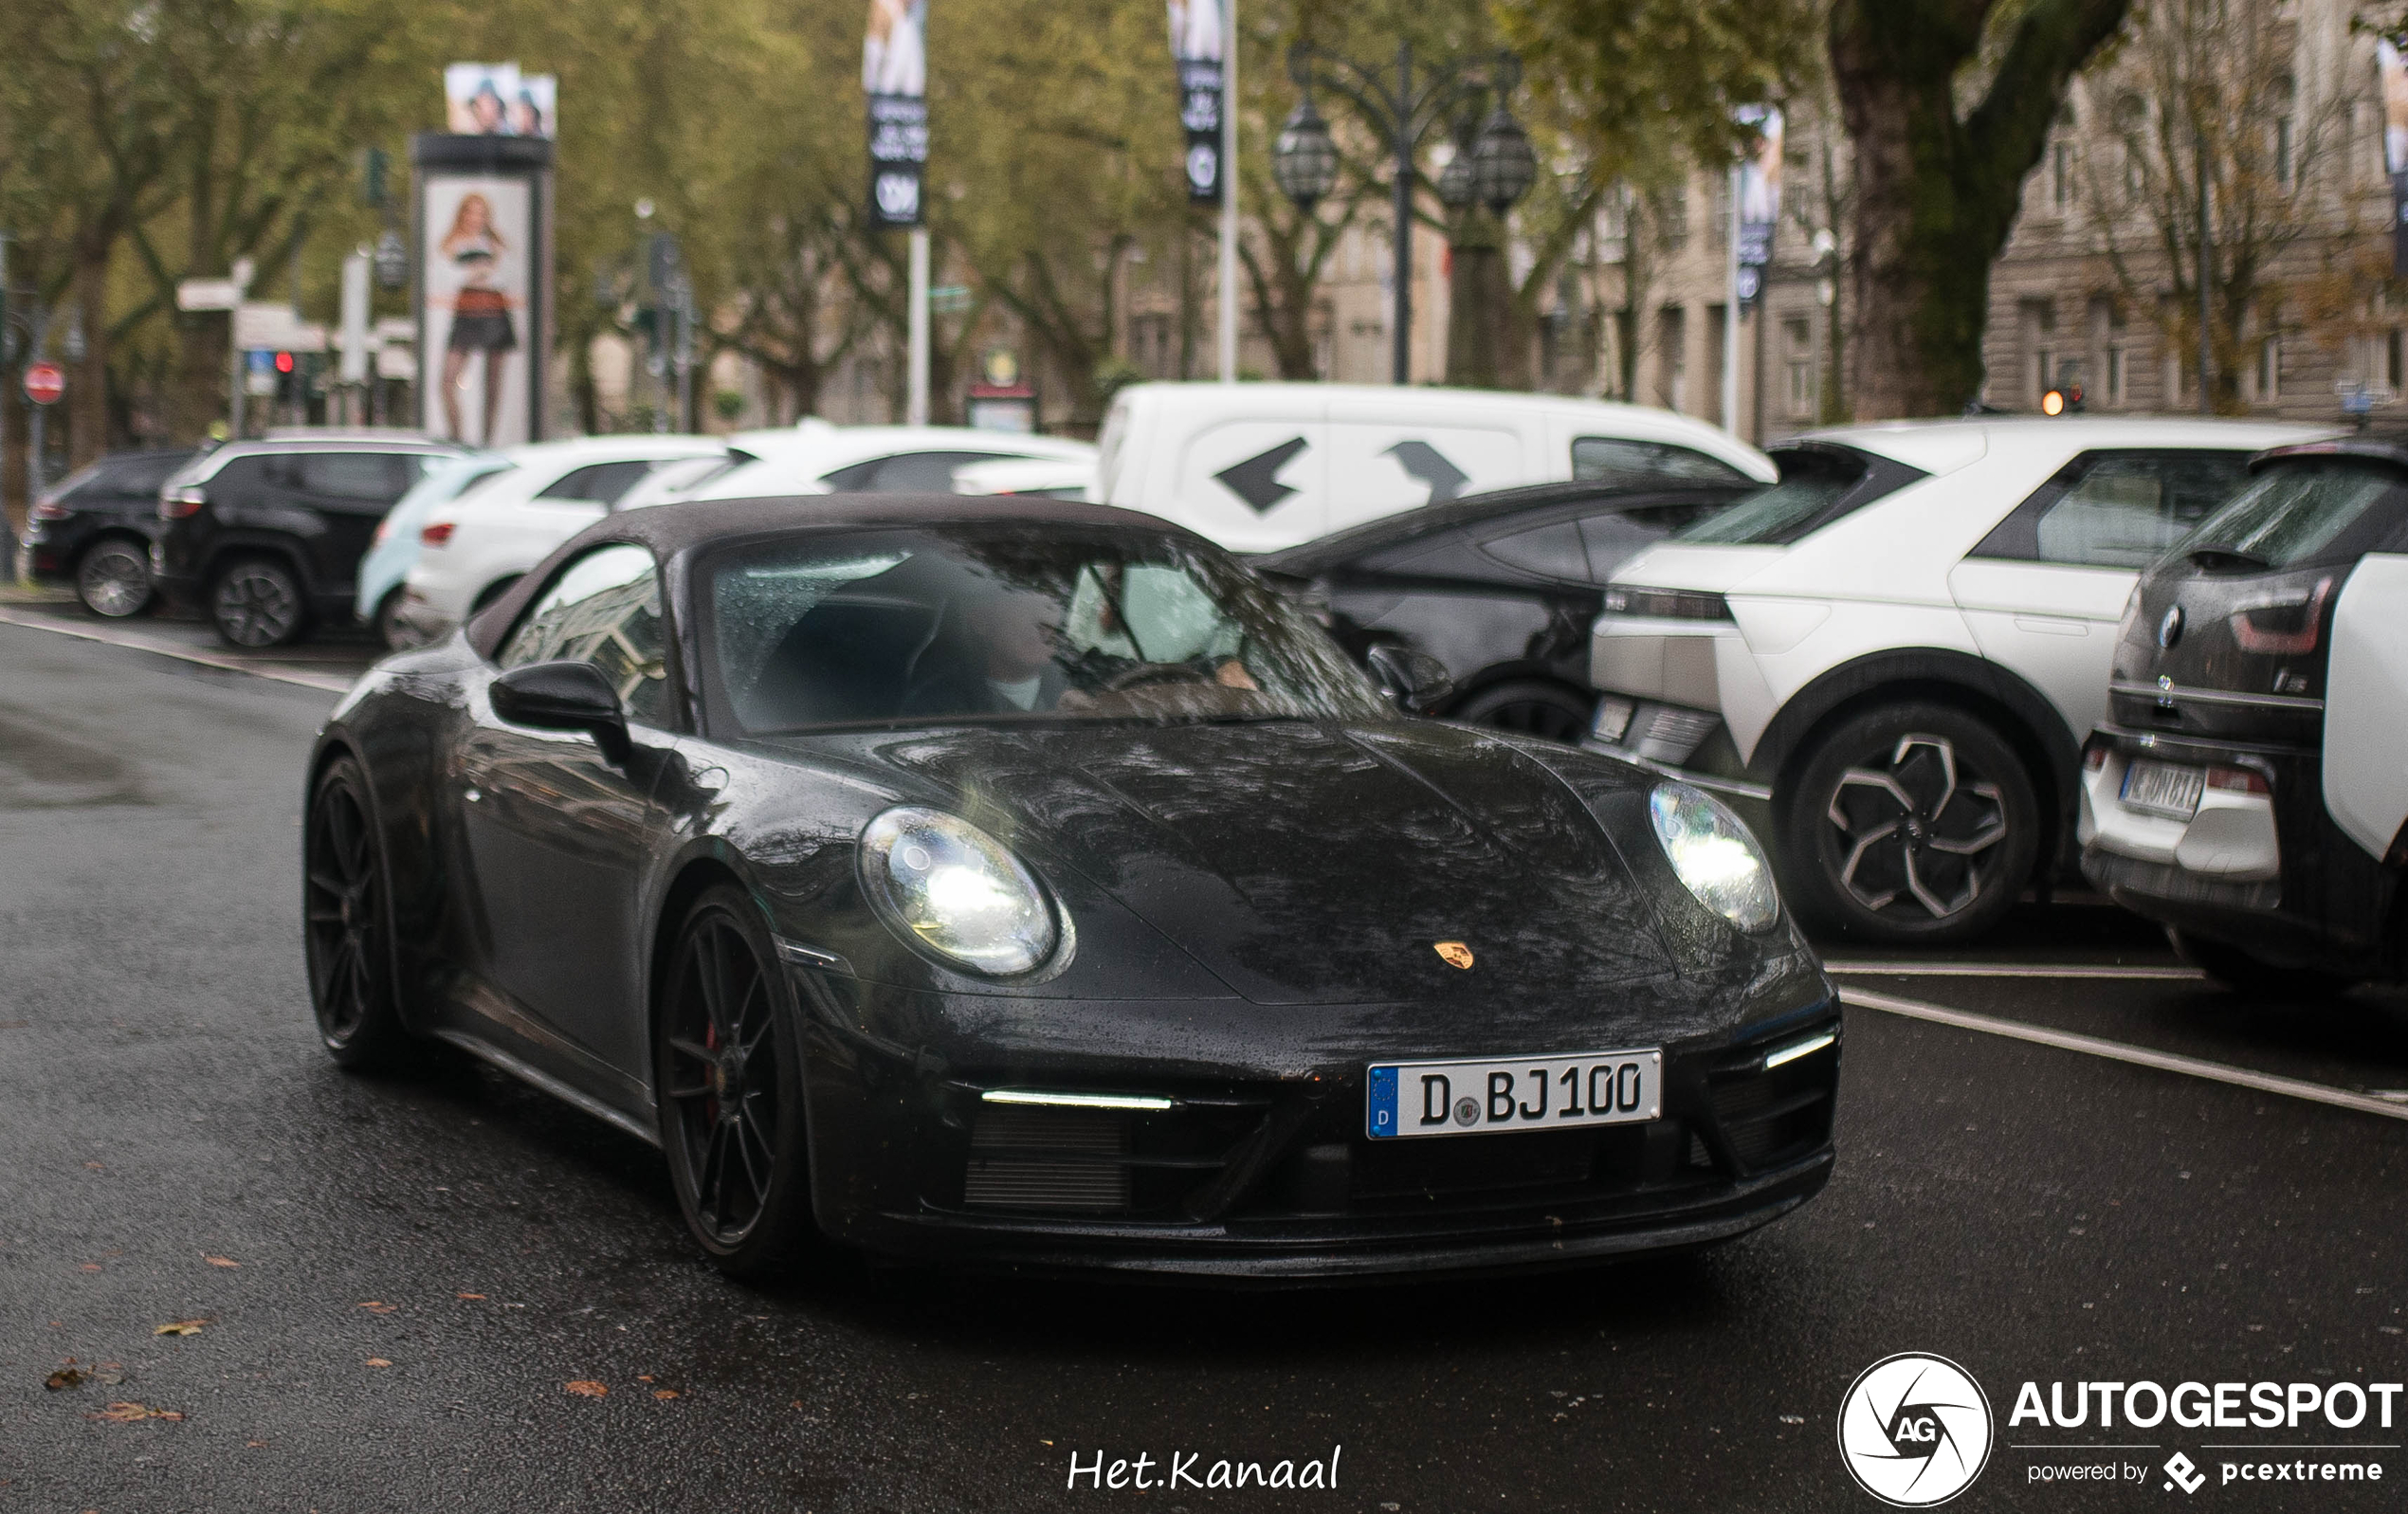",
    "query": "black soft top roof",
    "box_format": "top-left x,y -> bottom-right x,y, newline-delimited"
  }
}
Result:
466,491 -> 1218,658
